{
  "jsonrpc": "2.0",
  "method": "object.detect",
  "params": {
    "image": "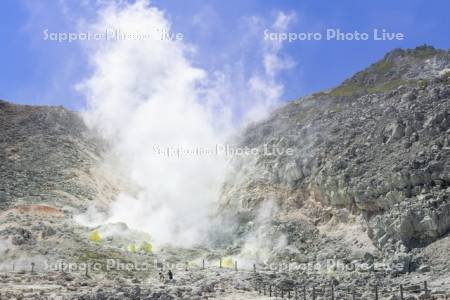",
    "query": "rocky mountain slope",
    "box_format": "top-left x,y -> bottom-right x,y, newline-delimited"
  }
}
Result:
1,45 -> 450,299
0,100 -> 119,211
0,98 -> 270,300
218,45 -> 450,274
